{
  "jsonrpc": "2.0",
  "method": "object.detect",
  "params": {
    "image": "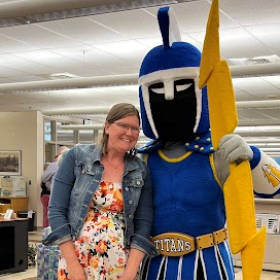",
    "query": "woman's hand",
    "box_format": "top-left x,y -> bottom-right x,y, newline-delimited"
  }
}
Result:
118,248 -> 144,280
67,261 -> 87,280
118,273 -> 138,280
59,241 -> 86,280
